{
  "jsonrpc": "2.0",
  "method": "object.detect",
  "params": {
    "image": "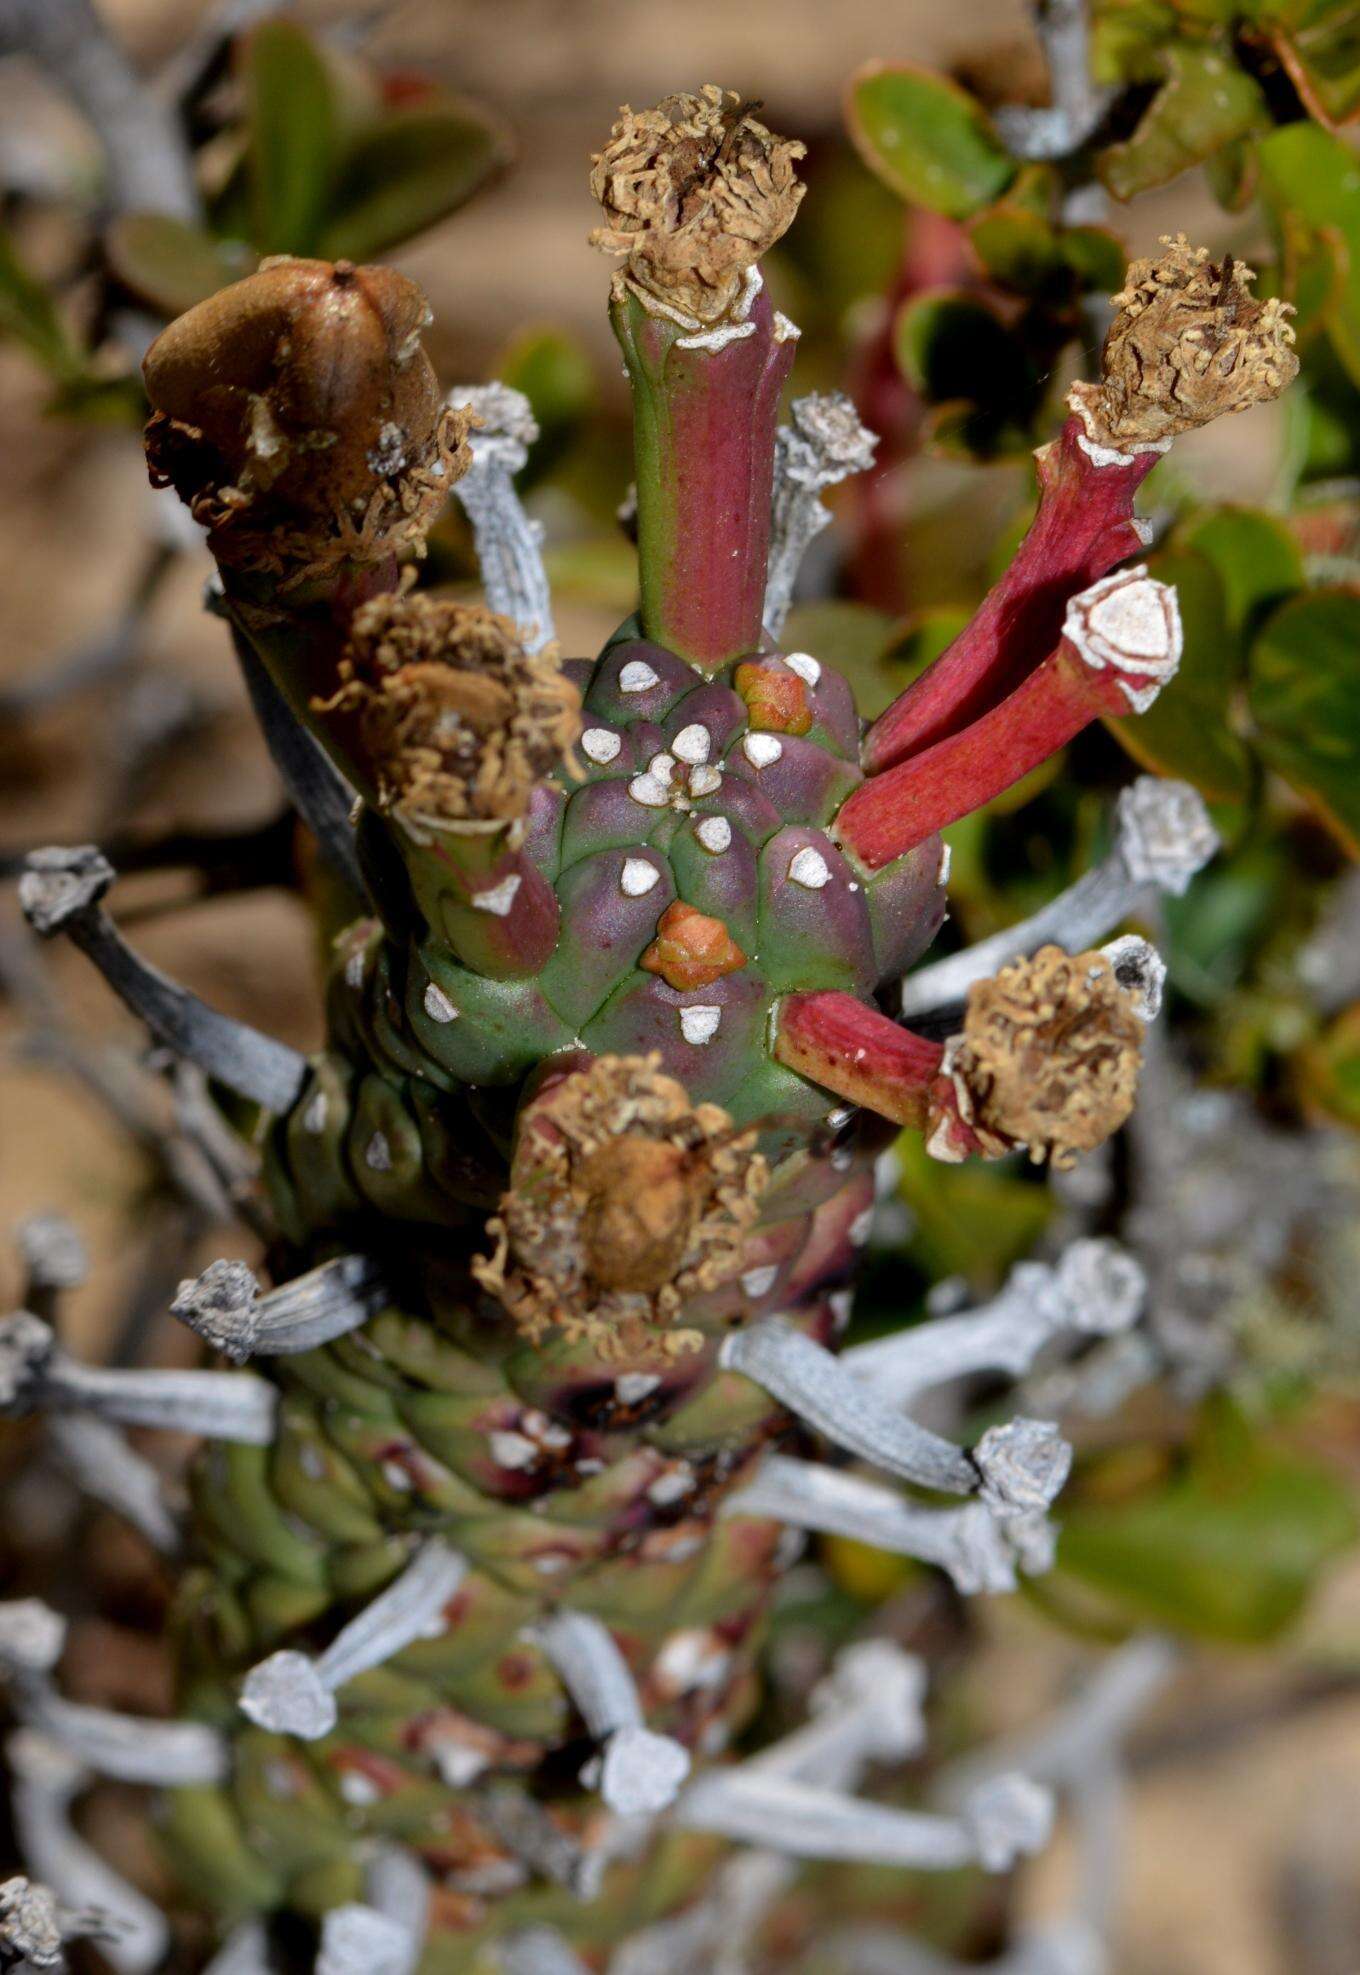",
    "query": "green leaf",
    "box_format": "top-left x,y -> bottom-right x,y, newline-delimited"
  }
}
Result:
244,19 -> 339,256
318,102 -> 510,262
0,224 -> 80,377
1259,123 -> 1360,384
1249,586 -> 1360,854
1097,40 -> 1270,199
1270,14 -> 1360,127
1175,507 -> 1305,641
892,1132 -> 1052,1289
1103,548 -> 1252,801
1056,1395 -> 1356,1643
497,325 -> 596,484
105,214 -> 252,317
846,63 -> 1015,220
